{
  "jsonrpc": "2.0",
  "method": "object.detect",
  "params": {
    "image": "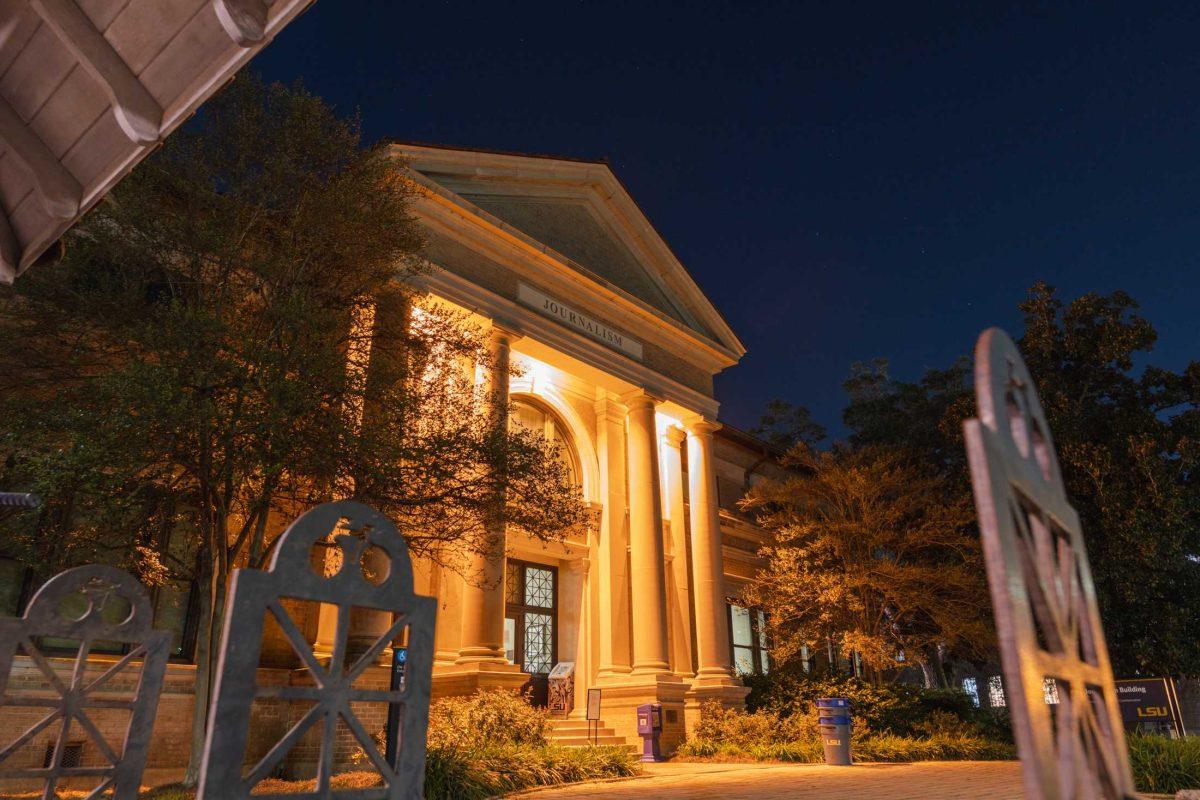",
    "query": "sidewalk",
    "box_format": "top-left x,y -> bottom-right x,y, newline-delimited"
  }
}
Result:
511,760 -> 1026,799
